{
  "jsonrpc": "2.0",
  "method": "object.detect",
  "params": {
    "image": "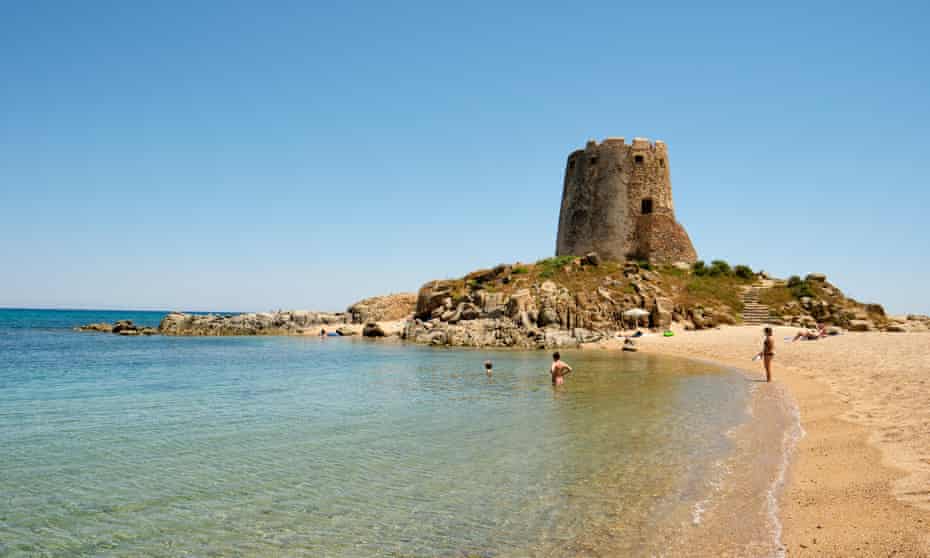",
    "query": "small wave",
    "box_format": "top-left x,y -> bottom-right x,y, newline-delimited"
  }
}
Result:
767,385 -> 805,558
691,458 -> 730,526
